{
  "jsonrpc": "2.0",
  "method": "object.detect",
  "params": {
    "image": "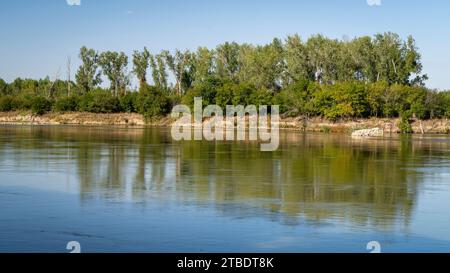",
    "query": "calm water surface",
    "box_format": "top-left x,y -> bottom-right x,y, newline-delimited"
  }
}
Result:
0,125 -> 449,252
